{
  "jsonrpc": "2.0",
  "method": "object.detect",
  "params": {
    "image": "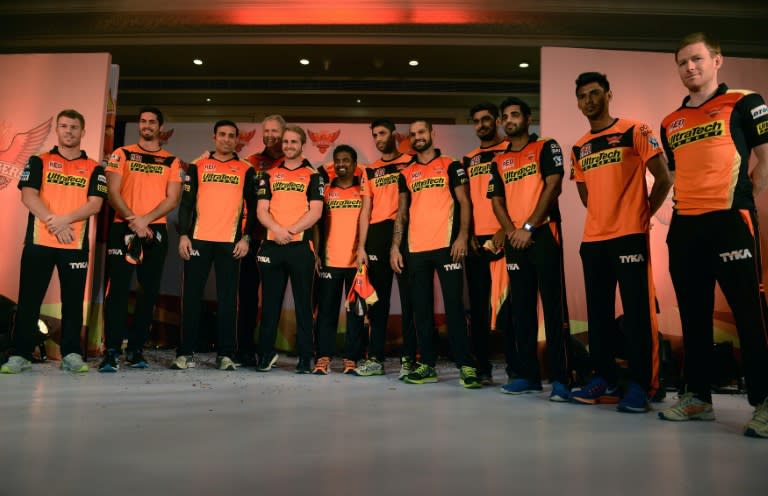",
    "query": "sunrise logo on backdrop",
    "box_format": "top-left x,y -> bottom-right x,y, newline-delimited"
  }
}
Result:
235,129 -> 257,153
0,118 -> 52,190
308,129 -> 341,154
